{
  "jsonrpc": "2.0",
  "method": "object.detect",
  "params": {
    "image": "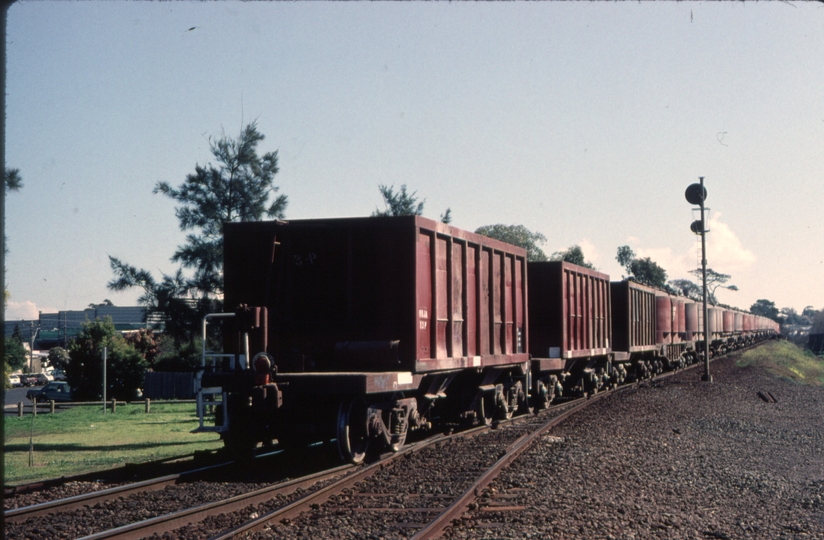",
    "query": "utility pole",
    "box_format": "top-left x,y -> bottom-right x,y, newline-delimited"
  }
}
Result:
686,177 -> 712,382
